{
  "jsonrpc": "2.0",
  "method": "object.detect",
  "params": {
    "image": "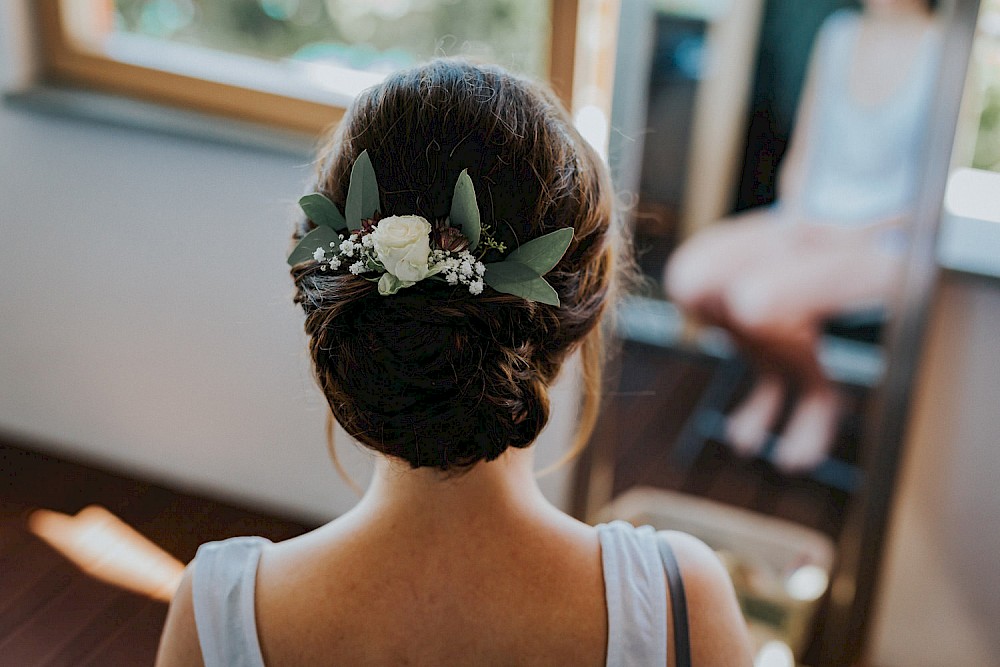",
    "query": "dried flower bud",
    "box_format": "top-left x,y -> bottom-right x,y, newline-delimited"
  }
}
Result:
359,213 -> 381,237
436,226 -> 470,252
